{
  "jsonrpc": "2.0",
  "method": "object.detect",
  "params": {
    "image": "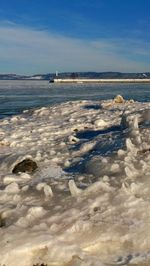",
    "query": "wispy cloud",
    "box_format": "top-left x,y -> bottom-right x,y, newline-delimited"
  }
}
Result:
0,22 -> 150,74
